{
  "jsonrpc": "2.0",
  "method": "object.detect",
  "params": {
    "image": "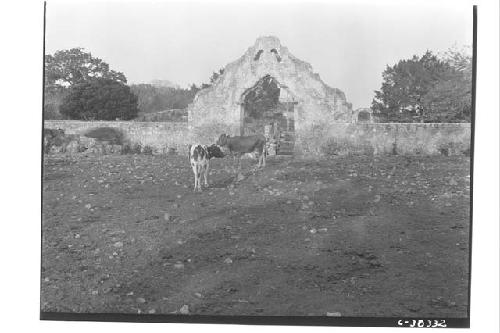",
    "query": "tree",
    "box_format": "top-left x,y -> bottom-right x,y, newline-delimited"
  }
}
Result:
45,48 -> 126,88
421,47 -> 472,122
372,51 -> 453,122
372,48 -> 472,123
44,48 -> 128,119
44,84 -> 69,119
60,78 -> 139,120
420,75 -> 472,122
